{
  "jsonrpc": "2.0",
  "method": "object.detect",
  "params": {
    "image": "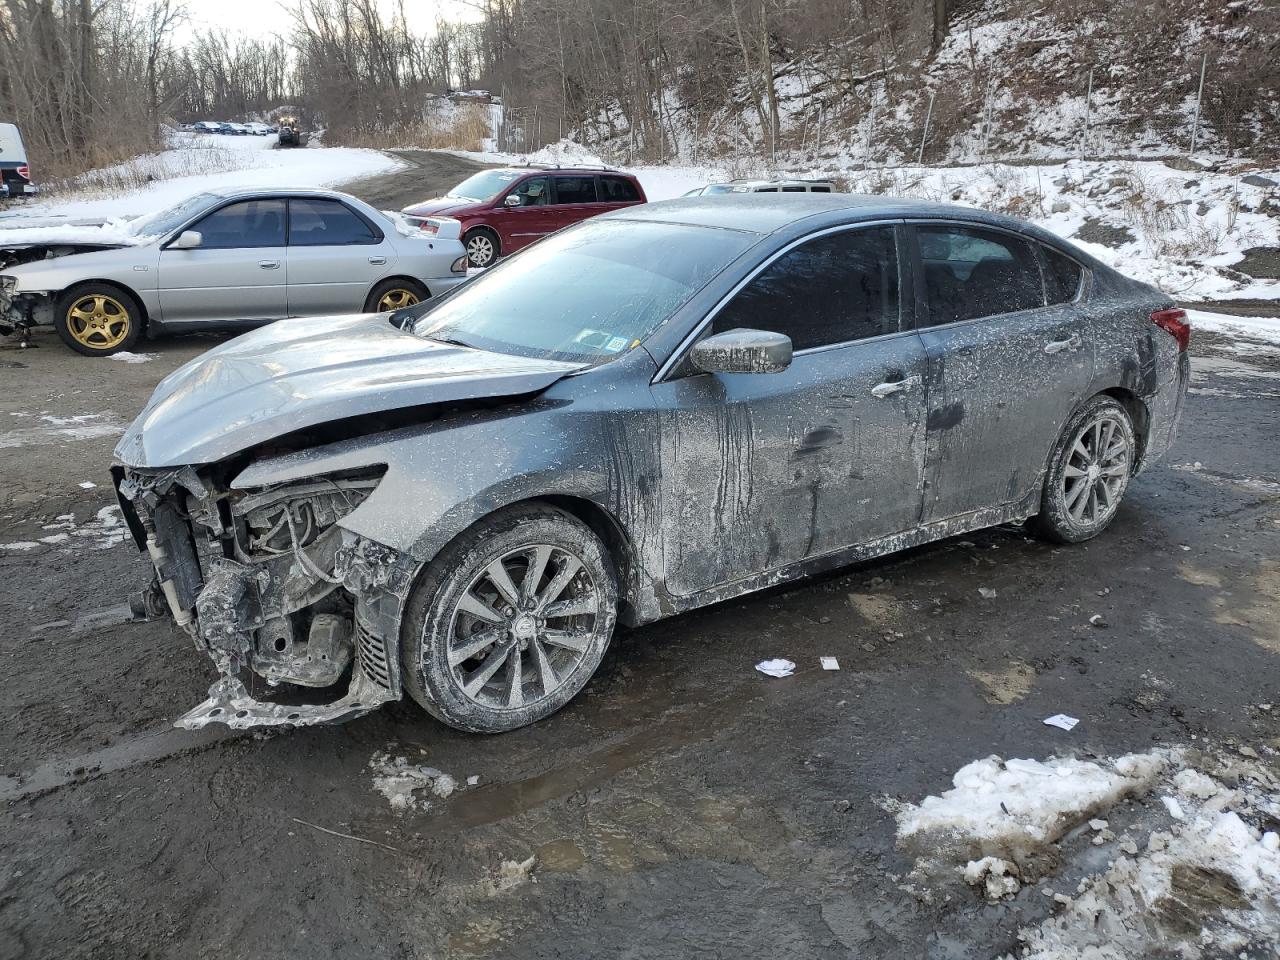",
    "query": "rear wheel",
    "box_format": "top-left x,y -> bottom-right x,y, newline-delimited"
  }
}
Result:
1030,395 -> 1136,544
365,278 -> 428,313
54,283 -> 143,357
463,228 -> 499,268
401,503 -> 618,733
